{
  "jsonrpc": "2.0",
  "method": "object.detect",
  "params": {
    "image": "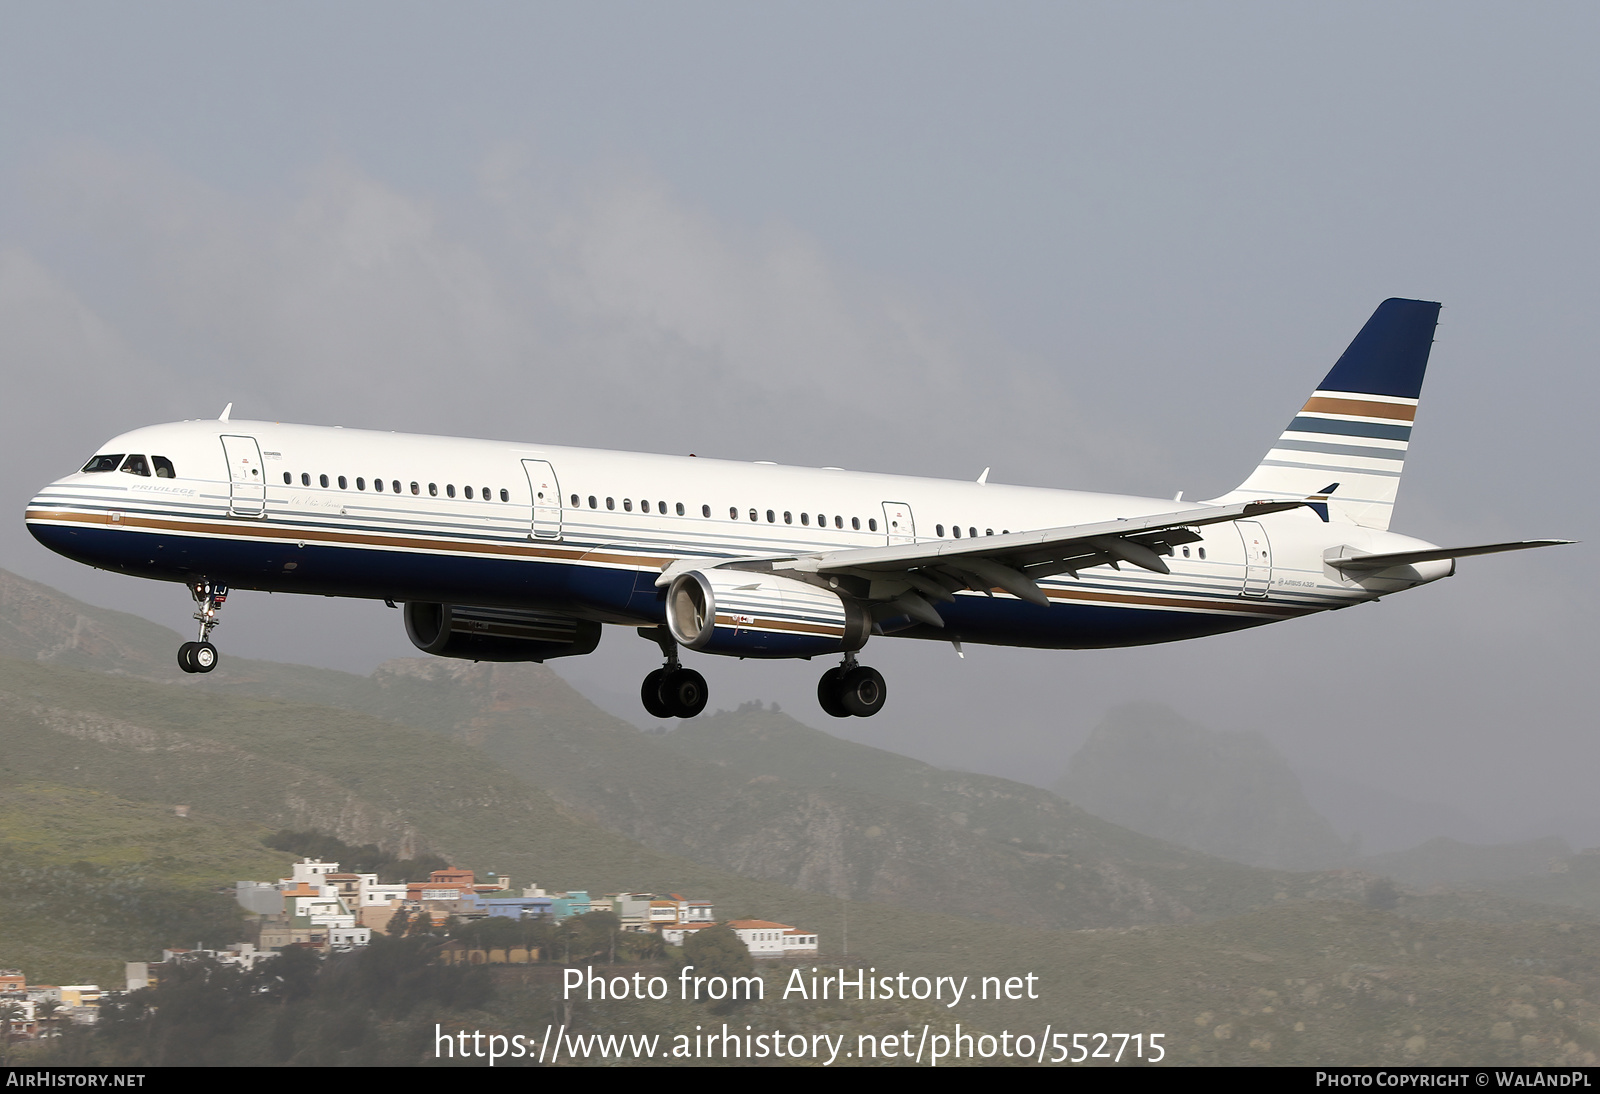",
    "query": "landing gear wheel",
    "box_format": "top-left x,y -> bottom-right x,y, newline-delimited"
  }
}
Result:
191,641 -> 218,673
839,665 -> 886,717
641,668 -> 673,719
661,668 -> 708,719
177,642 -> 198,674
817,666 -> 850,718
